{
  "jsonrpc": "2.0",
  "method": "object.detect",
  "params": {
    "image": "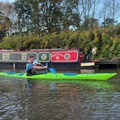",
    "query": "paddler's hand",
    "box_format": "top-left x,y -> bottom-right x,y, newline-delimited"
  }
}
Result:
43,66 -> 47,68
